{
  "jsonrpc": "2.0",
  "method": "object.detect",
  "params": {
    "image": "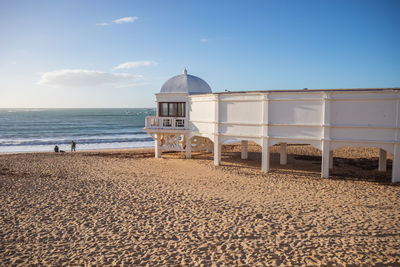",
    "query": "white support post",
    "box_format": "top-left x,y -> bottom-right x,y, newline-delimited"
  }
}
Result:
261,94 -> 269,173
378,148 -> 387,172
241,140 -> 248,159
261,138 -> 270,172
280,143 -> 287,165
155,134 -> 161,158
393,96 -> 400,182
321,93 -> 331,178
321,141 -> 330,178
213,94 -> 220,166
214,137 -> 221,166
185,135 -> 192,159
329,150 -> 333,169
393,144 -> 400,183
